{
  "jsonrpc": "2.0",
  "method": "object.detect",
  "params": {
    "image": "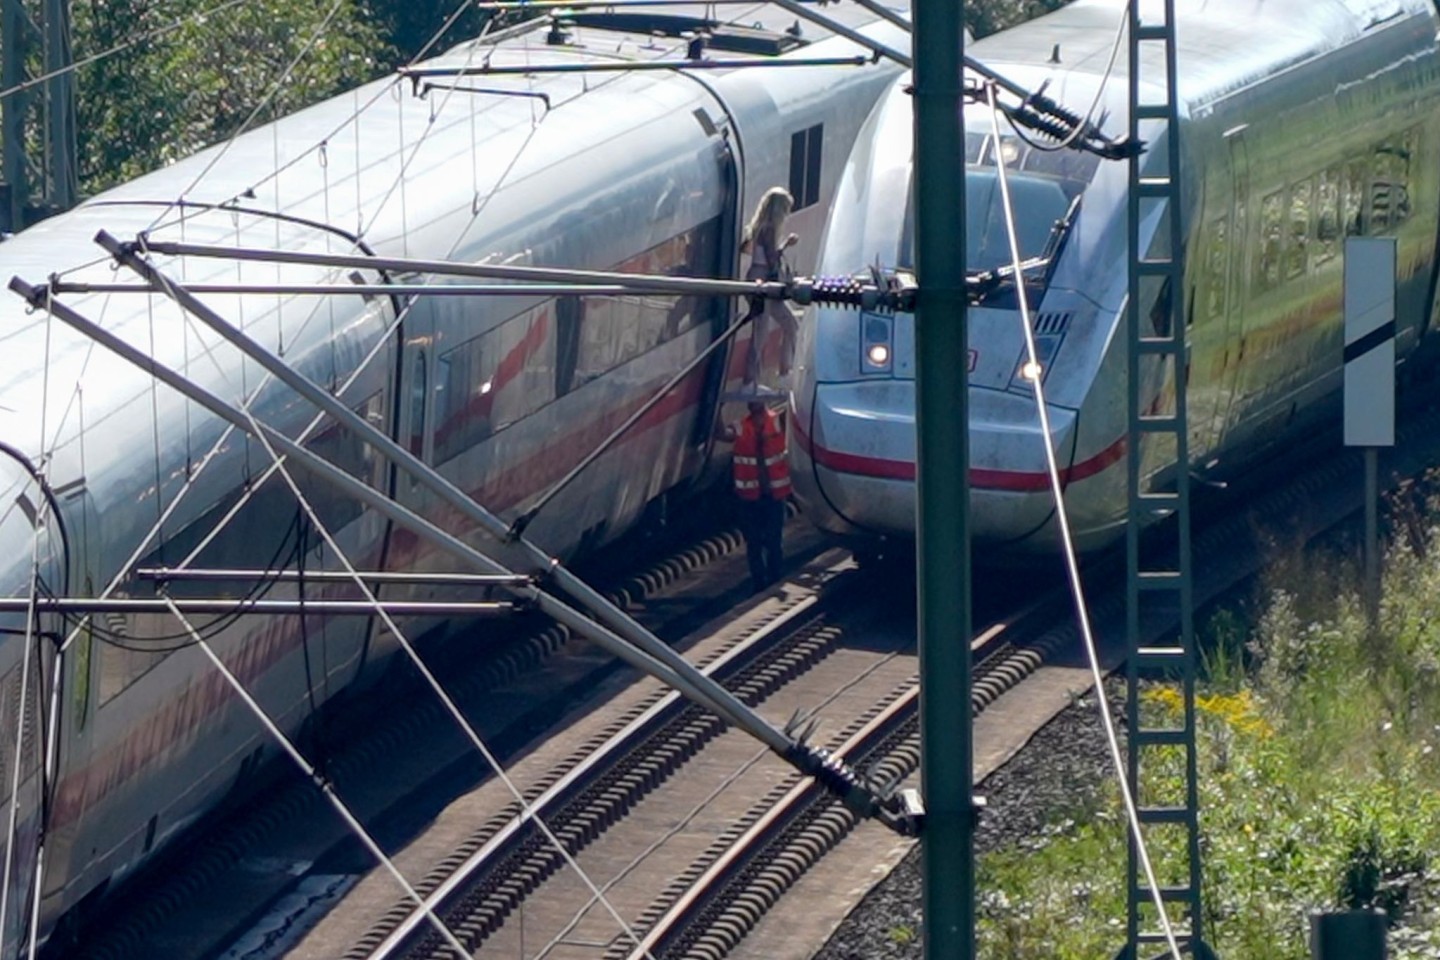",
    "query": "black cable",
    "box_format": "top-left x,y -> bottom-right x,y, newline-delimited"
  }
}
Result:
296,511 -> 329,781
35,505 -> 306,650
